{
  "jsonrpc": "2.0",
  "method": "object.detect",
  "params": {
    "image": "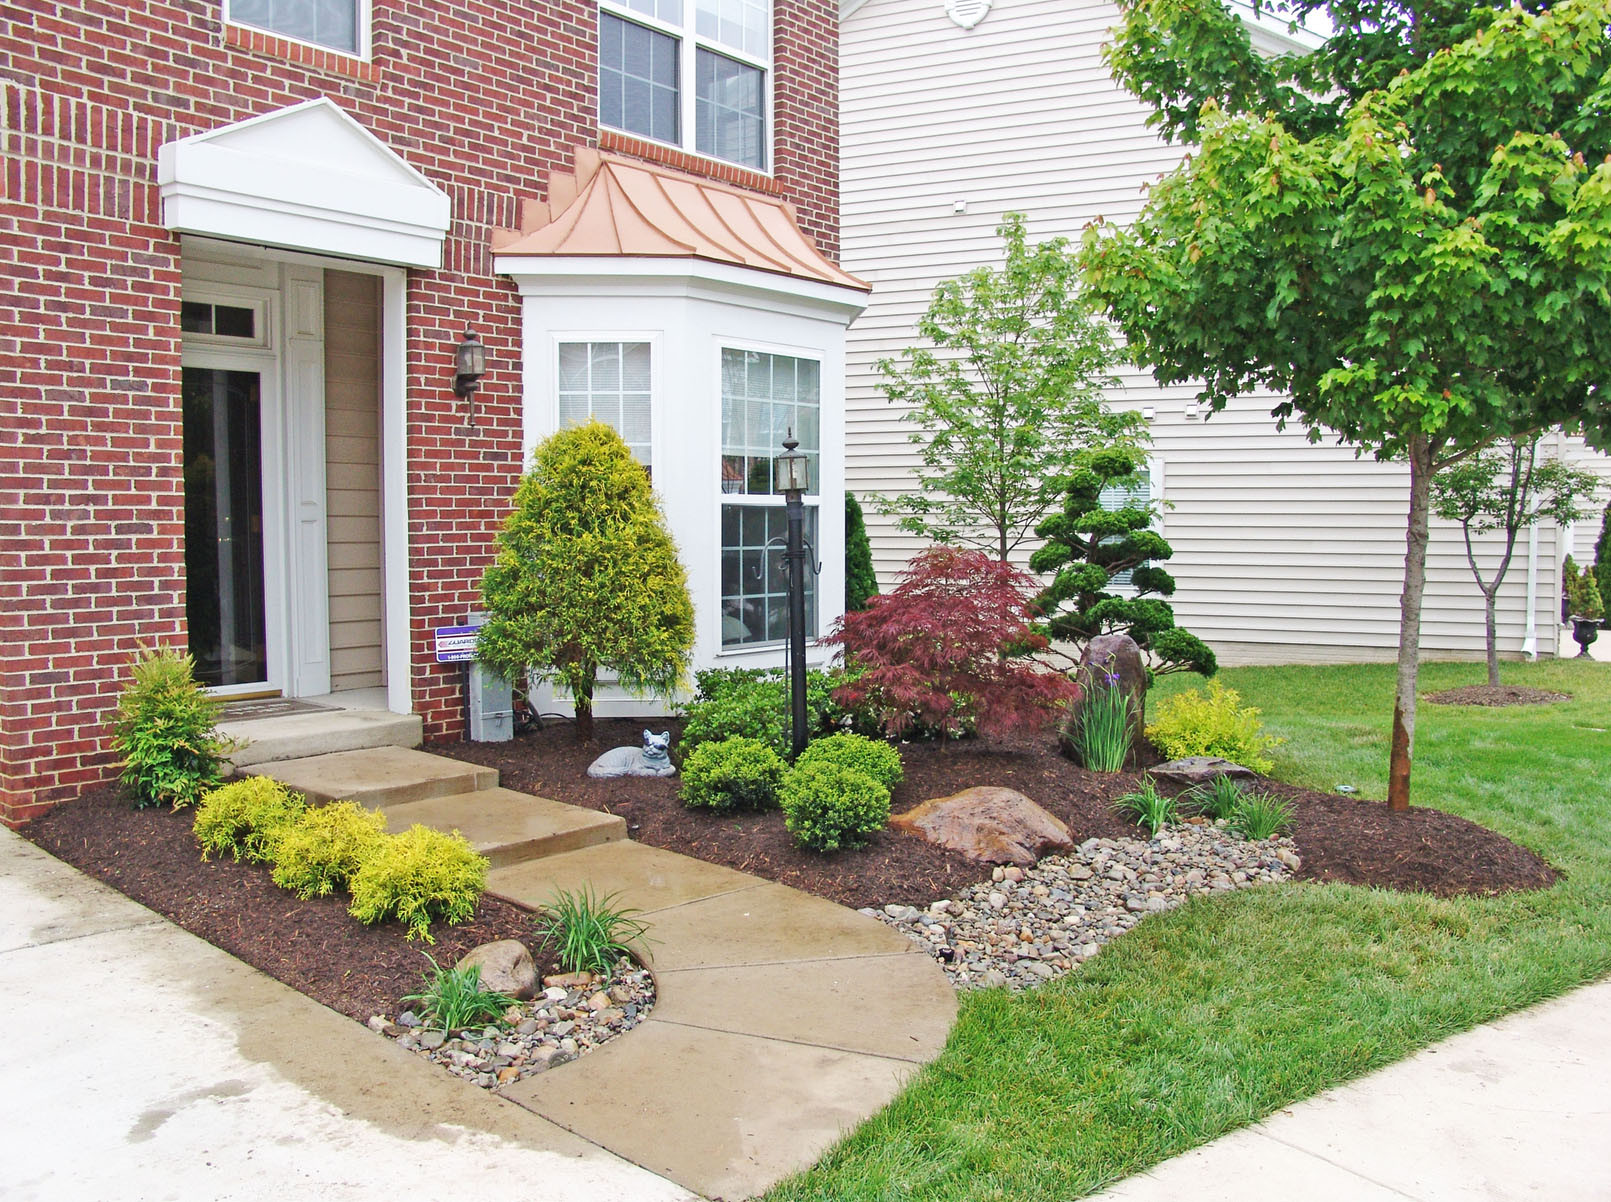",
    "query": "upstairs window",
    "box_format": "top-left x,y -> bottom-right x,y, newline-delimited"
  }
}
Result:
227,0 -> 364,54
599,0 -> 770,170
